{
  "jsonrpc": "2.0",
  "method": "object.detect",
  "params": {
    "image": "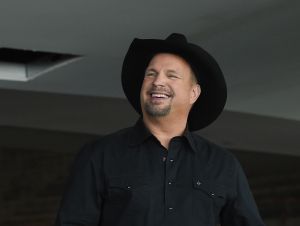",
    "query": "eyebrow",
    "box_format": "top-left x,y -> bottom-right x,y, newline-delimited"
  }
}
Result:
145,68 -> 182,78
145,68 -> 156,72
167,69 -> 179,74
146,68 -> 180,73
